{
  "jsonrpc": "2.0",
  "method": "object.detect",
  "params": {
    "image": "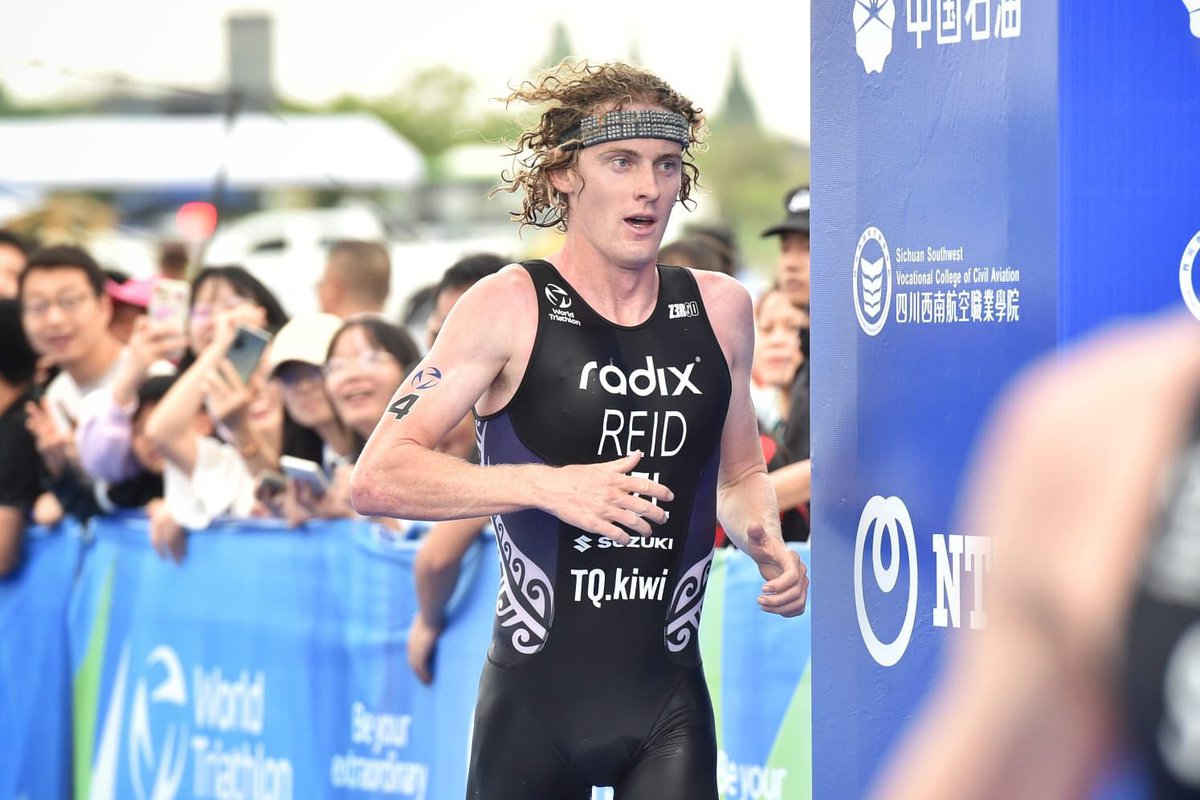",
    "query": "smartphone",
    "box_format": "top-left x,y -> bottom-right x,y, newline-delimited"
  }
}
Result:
148,278 -> 190,334
254,470 -> 288,501
279,455 -> 330,495
227,325 -> 272,383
